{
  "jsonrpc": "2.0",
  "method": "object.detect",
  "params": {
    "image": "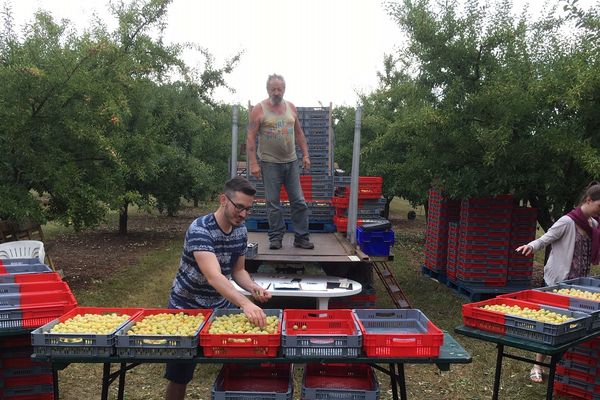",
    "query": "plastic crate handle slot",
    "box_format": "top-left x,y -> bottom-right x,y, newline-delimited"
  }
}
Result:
59,337 -> 84,344
390,337 -> 417,344
373,312 -> 397,318
307,313 -> 329,318
142,338 -> 168,345
226,337 -> 253,343
308,338 -> 335,345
